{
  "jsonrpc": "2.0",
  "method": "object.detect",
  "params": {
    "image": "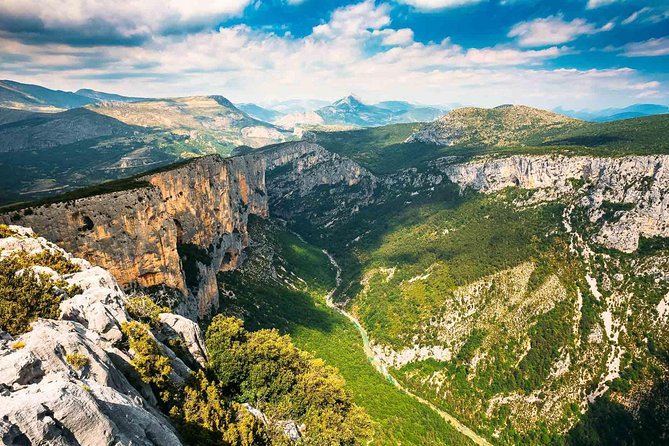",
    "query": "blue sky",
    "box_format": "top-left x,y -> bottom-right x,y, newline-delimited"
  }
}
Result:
0,0 -> 667,109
